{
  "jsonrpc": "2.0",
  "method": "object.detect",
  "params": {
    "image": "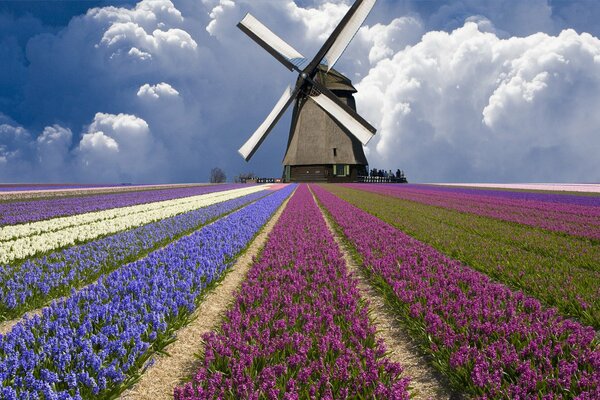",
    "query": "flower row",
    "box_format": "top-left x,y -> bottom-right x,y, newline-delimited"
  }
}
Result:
313,185 -> 599,398
0,185 -> 294,399
0,184 -> 241,226
0,186 -> 265,264
175,184 -> 409,399
326,184 -> 600,328
345,184 -> 600,240
429,184 -> 600,207
0,189 -> 271,321
0,186 -> 251,241
0,184 -> 113,192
